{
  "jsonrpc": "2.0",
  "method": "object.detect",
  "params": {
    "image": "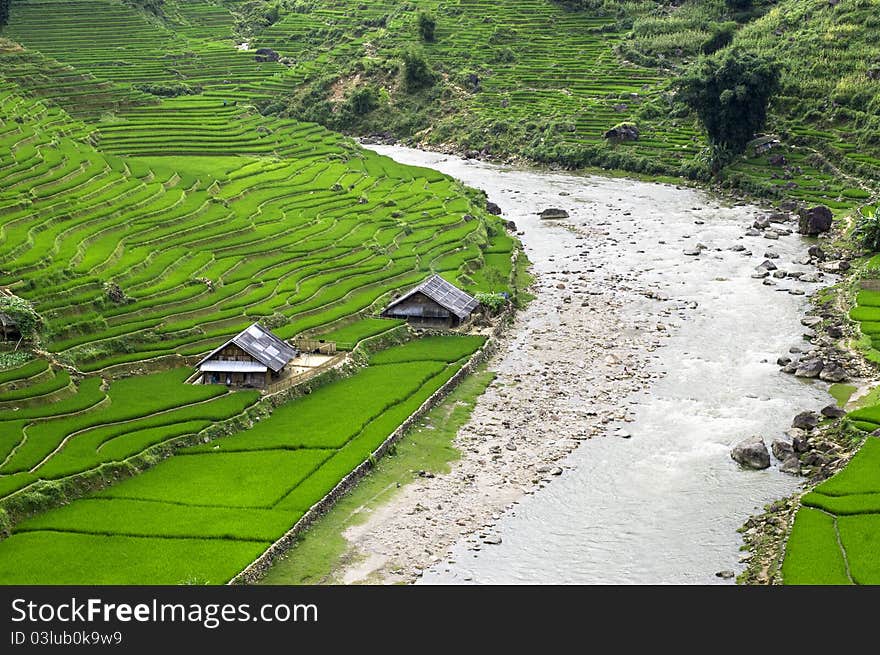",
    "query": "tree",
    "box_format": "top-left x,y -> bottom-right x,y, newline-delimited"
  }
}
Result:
0,294 -> 42,341
418,12 -> 436,42
402,49 -> 435,91
676,49 -> 780,169
0,0 -> 10,27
